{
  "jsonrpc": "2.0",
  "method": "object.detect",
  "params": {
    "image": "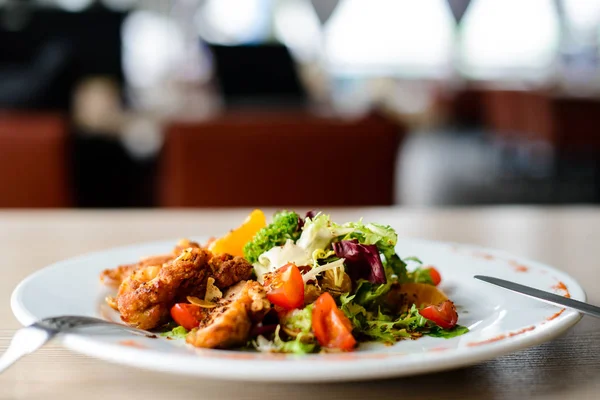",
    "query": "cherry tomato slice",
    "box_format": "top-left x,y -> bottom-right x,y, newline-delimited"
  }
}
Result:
426,266 -> 442,286
265,263 -> 304,310
312,292 -> 356,351
419,300 -> 458,329
170,303 -> 203,330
